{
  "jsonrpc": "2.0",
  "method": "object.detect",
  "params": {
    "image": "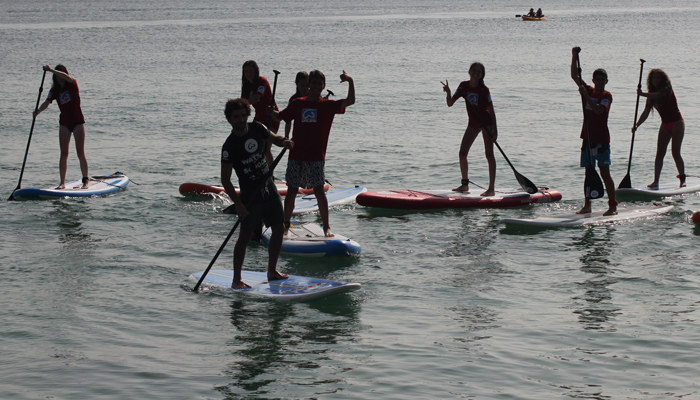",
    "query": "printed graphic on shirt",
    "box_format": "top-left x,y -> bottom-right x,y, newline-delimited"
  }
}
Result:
586,98 -> 610,111
245,138 -> 258,153
302,108 -> 317,123
222,150 -> 230,161
59,90 -> 72,105
257,85 -> 265,94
